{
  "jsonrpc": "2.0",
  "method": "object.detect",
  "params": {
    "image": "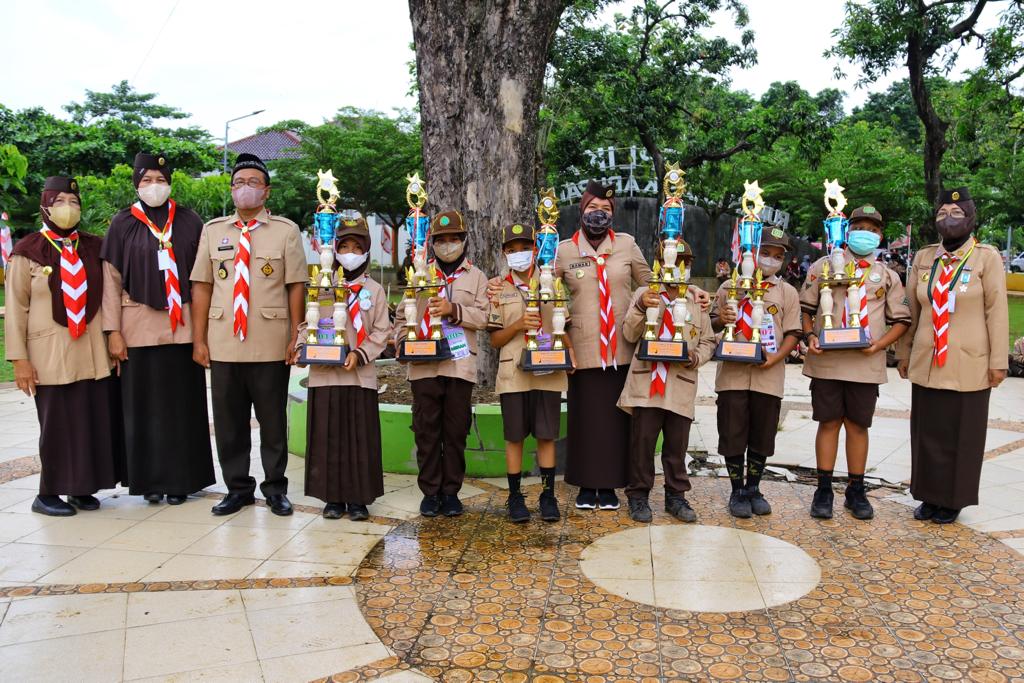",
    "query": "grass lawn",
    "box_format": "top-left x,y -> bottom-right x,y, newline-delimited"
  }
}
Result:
1010,296 -> 1024,349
